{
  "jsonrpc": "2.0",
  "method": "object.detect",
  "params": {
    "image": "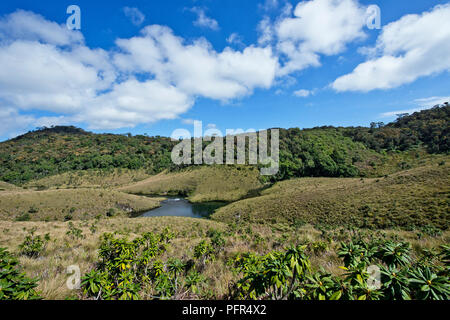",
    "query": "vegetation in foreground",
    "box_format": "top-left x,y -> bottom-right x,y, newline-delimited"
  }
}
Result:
0,217 -> 448,300
0,106 -> 448,300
